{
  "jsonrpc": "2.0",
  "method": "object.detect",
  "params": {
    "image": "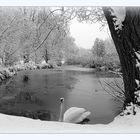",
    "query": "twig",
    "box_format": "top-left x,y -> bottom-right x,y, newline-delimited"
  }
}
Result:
99,79 -> 124,103
108,70 -> 123,78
